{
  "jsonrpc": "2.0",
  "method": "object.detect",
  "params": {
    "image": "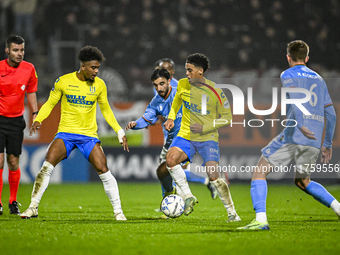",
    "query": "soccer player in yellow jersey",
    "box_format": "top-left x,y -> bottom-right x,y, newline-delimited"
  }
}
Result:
164,53 -> 240,221
21,46 -> 129,220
